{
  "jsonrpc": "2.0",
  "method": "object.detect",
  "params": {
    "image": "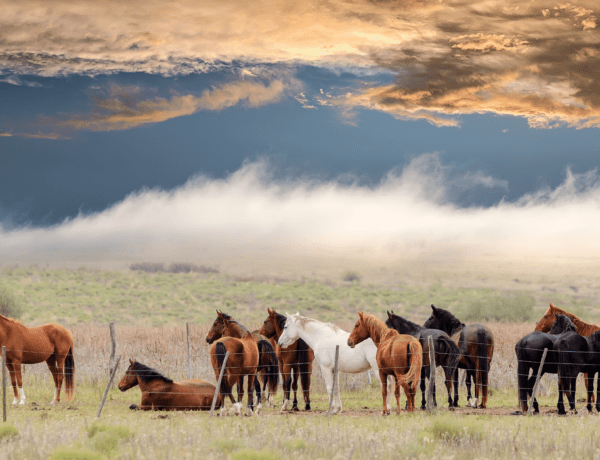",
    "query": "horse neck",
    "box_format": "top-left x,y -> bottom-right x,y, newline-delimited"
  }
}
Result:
365,317 -> 393,347
224,321 -> 248,339
0,315 -> 22,341
290,319 -> 327,348
391,316 -> 422,336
